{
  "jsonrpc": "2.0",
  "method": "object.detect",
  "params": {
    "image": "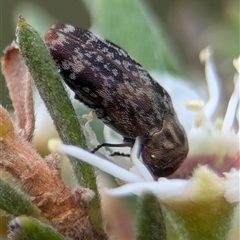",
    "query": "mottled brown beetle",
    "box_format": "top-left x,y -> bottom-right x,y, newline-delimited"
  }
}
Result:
45,24 -> 188,177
